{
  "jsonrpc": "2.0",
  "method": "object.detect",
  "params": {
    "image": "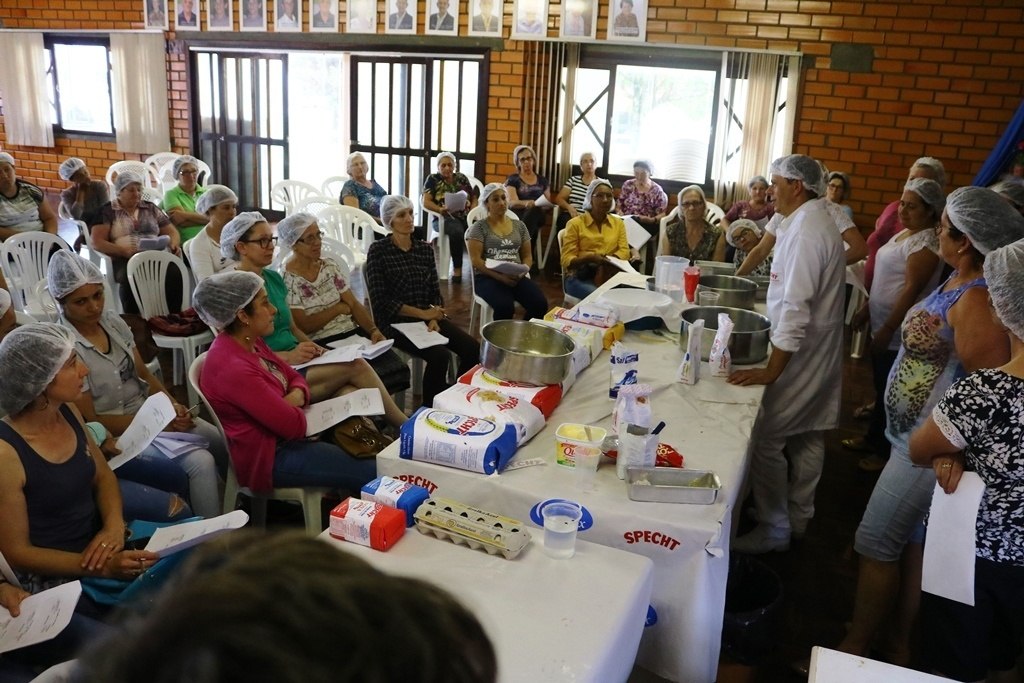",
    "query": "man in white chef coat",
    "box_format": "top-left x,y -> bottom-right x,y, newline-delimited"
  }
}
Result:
729,154 -> 845,553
